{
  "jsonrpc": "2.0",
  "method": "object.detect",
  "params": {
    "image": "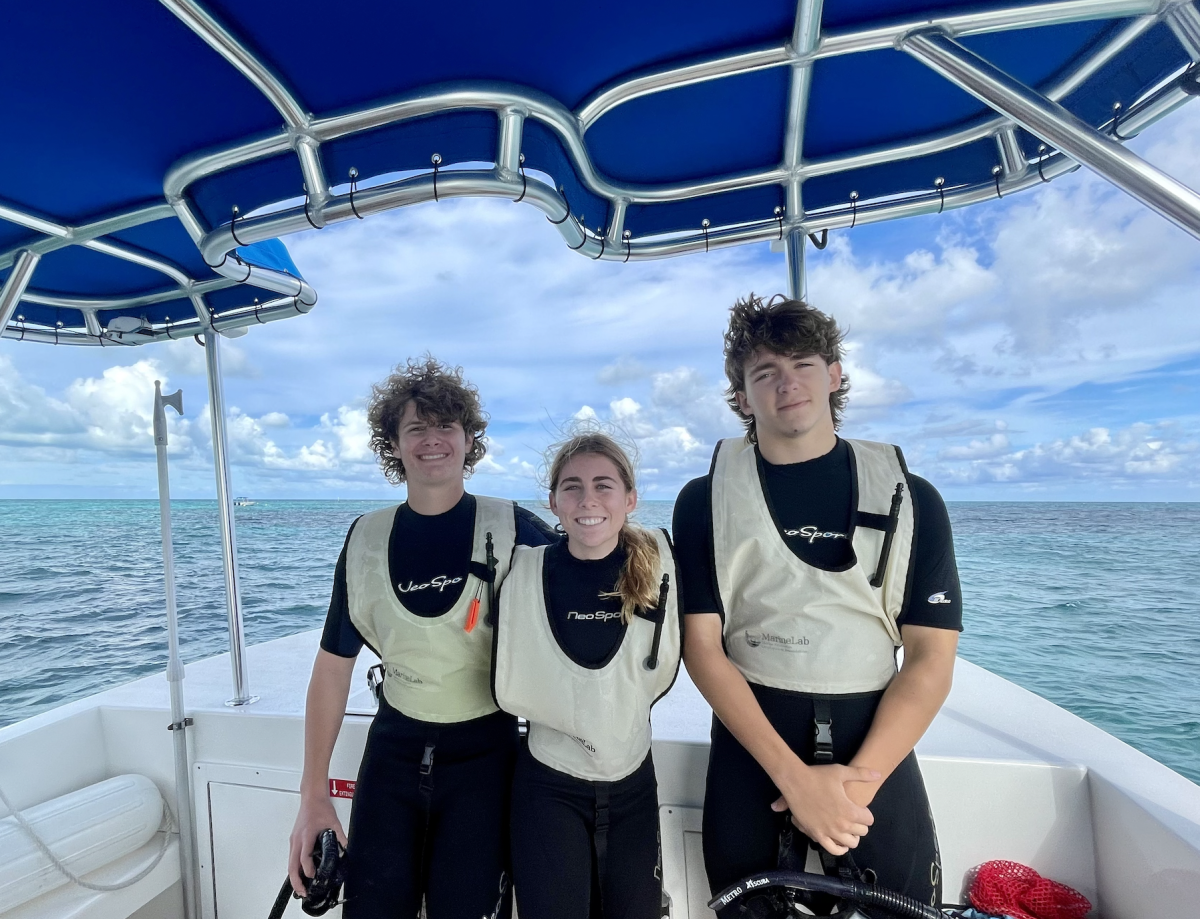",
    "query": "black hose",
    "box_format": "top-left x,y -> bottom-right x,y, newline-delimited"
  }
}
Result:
709,870 -> 942,919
